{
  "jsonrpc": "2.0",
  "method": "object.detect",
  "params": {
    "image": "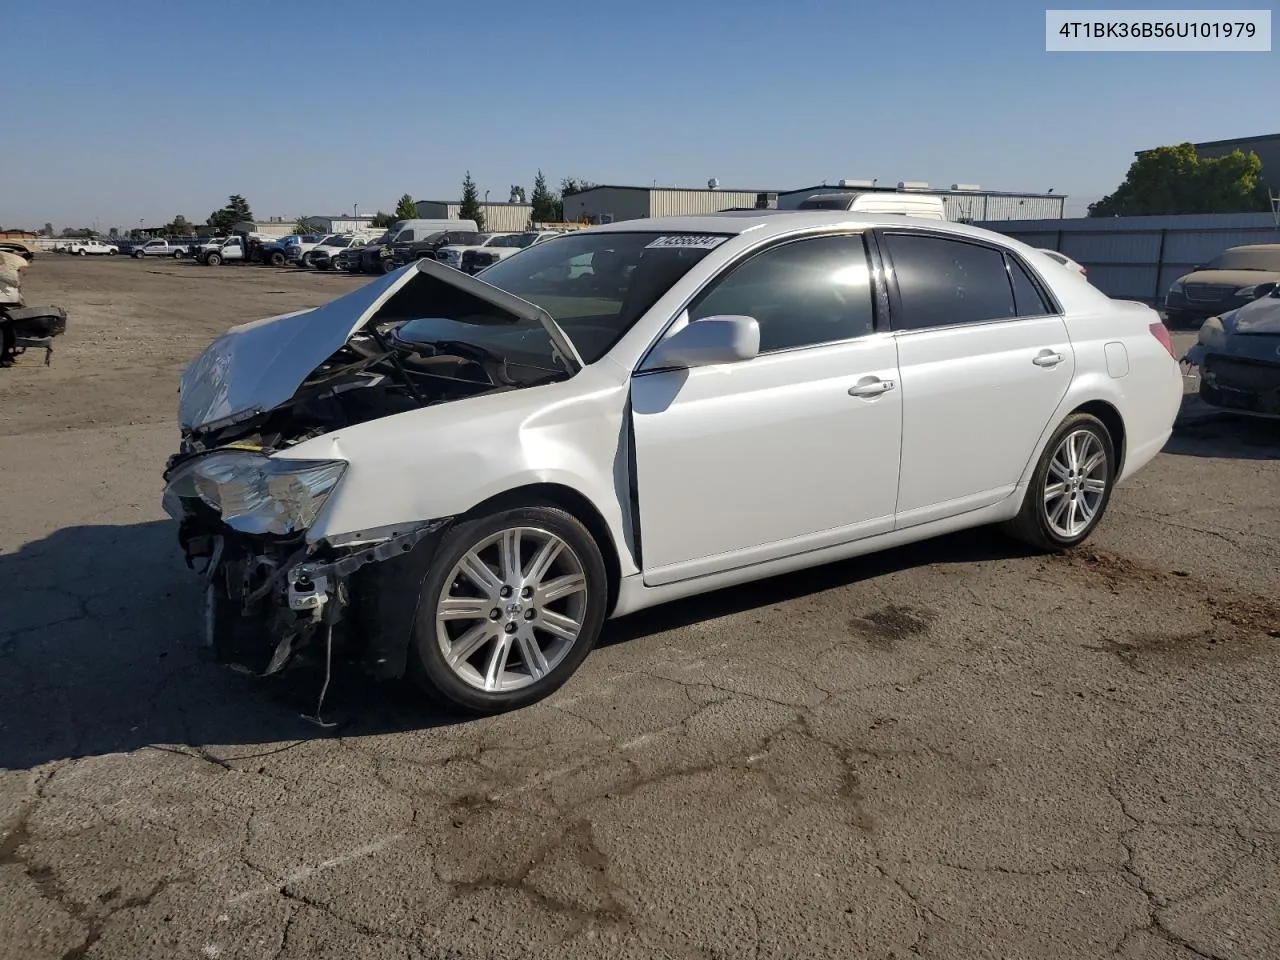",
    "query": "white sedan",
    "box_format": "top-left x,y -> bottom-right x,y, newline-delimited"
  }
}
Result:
164,212 -> 1183,714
